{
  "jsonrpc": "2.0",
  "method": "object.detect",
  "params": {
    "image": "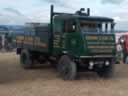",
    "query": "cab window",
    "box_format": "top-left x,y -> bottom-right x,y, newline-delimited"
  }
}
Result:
80,21 -> 97,33
101,22 -> 114,33
64,20 -> 77,33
